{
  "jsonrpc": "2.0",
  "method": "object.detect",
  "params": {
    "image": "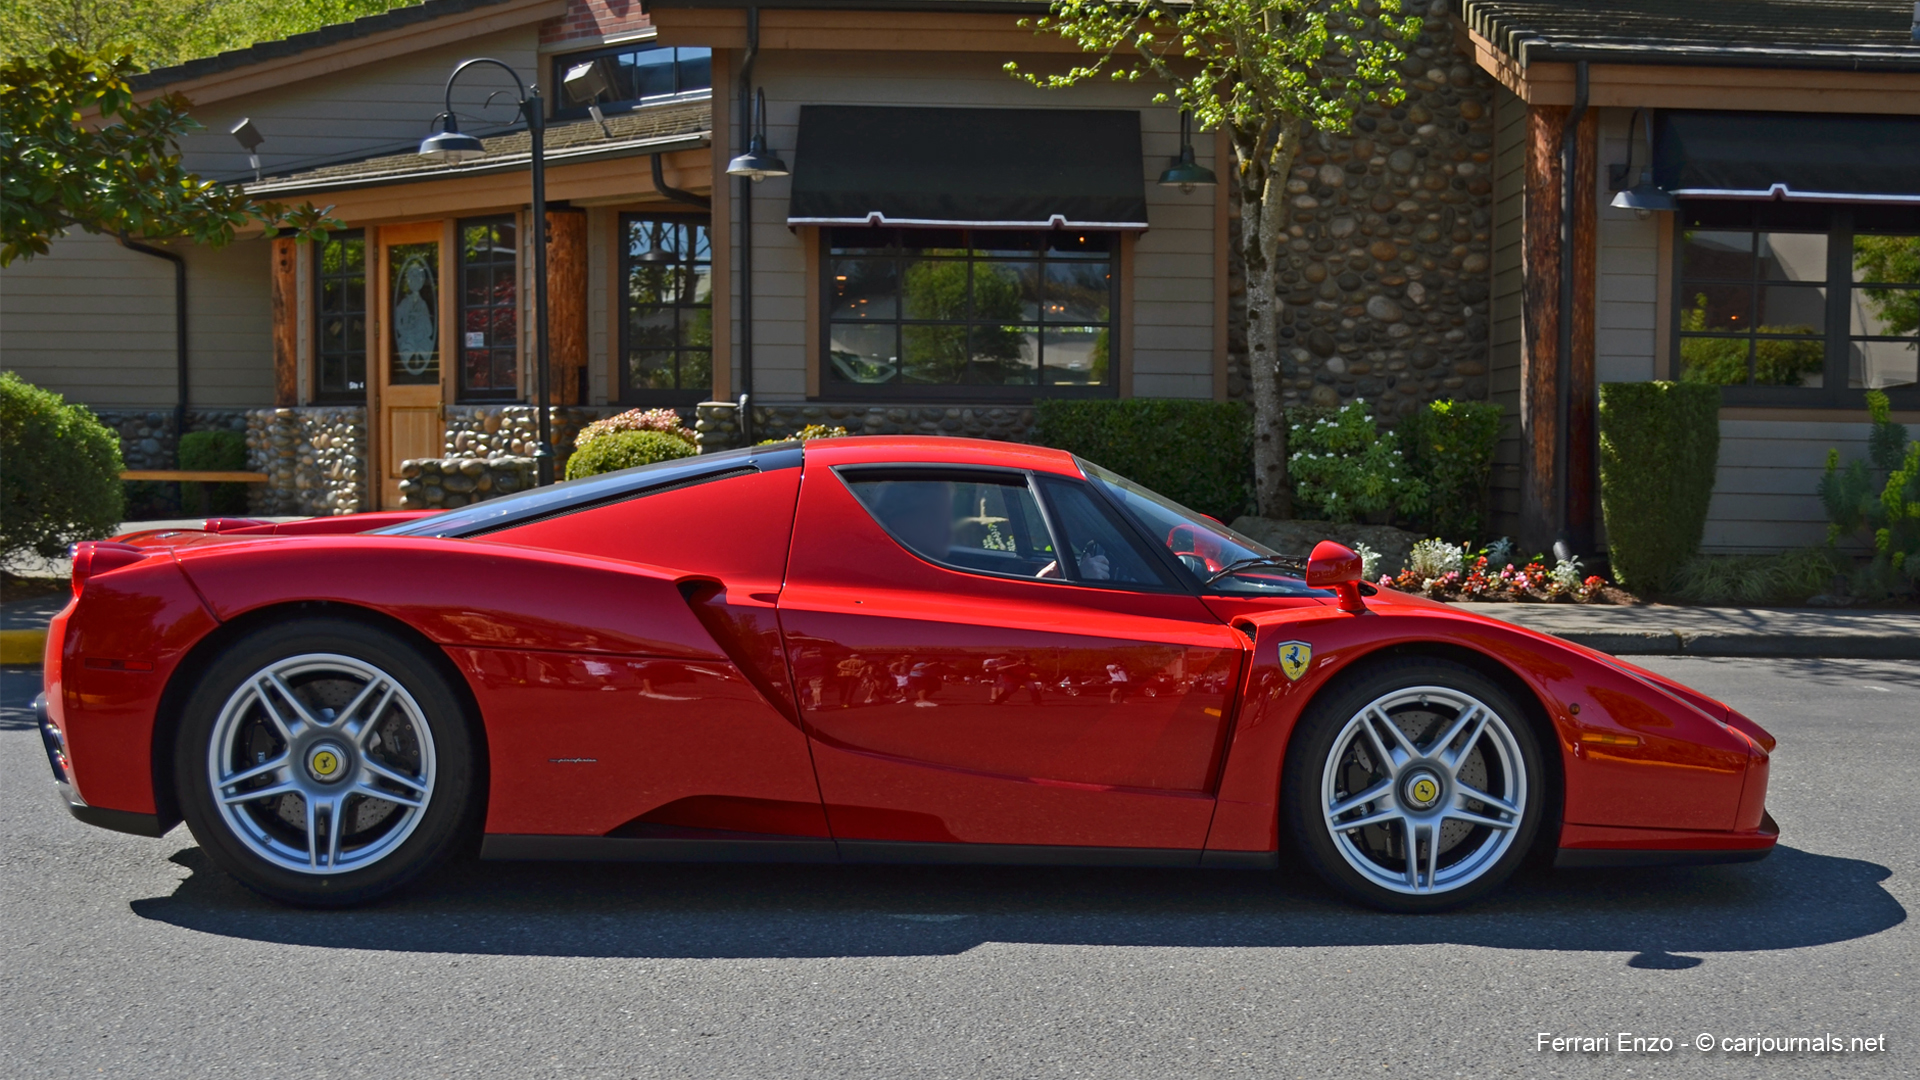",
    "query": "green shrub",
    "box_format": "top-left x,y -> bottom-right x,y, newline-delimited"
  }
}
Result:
1033,399 -> 1252,521
0,371 -> 124,562
1287,399 -> 1426,524
1817,388 -> 1919,596
760,423 -> 849,445
563,429 -> 696,480
1669,548 -> 1847,606
574,407 -> 694,451
178,429 -> 249,515
1399,398 -> 1503,541
1598,381 -> 1721,595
